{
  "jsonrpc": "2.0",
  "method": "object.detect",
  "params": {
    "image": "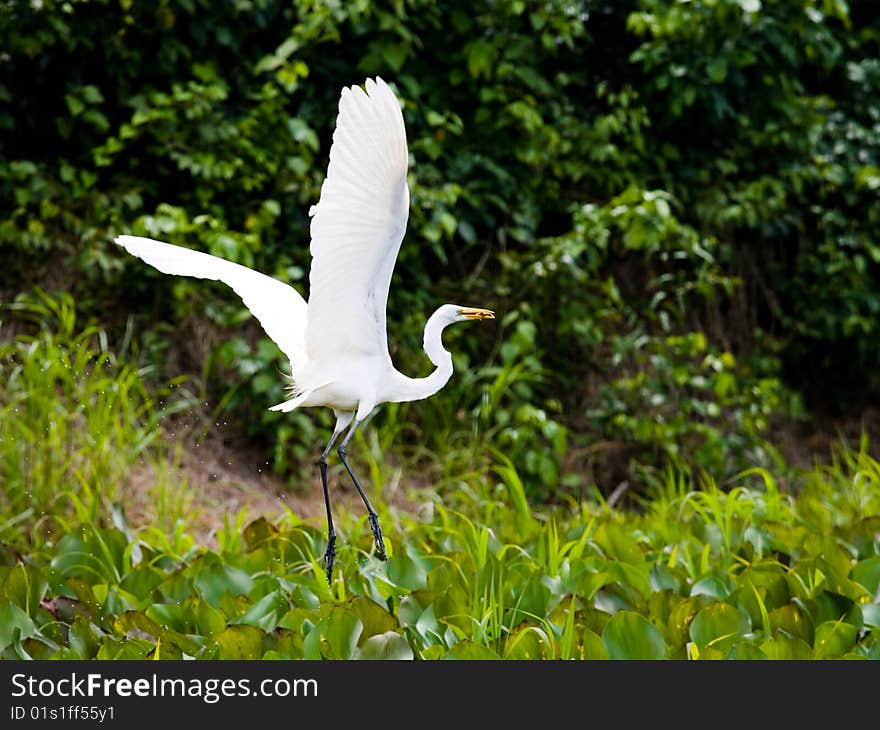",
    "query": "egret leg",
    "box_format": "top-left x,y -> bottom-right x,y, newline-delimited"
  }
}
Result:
337,419 -> 387,561
319,413 -> 352,586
